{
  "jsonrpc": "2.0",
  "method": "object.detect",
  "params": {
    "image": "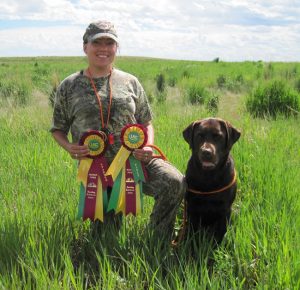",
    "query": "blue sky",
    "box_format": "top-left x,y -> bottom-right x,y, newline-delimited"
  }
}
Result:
0,0 -> 300,61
